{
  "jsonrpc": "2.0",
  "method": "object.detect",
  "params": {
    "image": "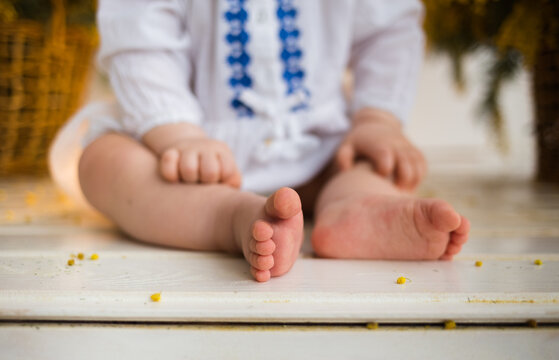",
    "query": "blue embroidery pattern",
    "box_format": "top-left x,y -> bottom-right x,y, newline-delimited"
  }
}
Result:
277,0 -> 309,111
224,0 -> 253,117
